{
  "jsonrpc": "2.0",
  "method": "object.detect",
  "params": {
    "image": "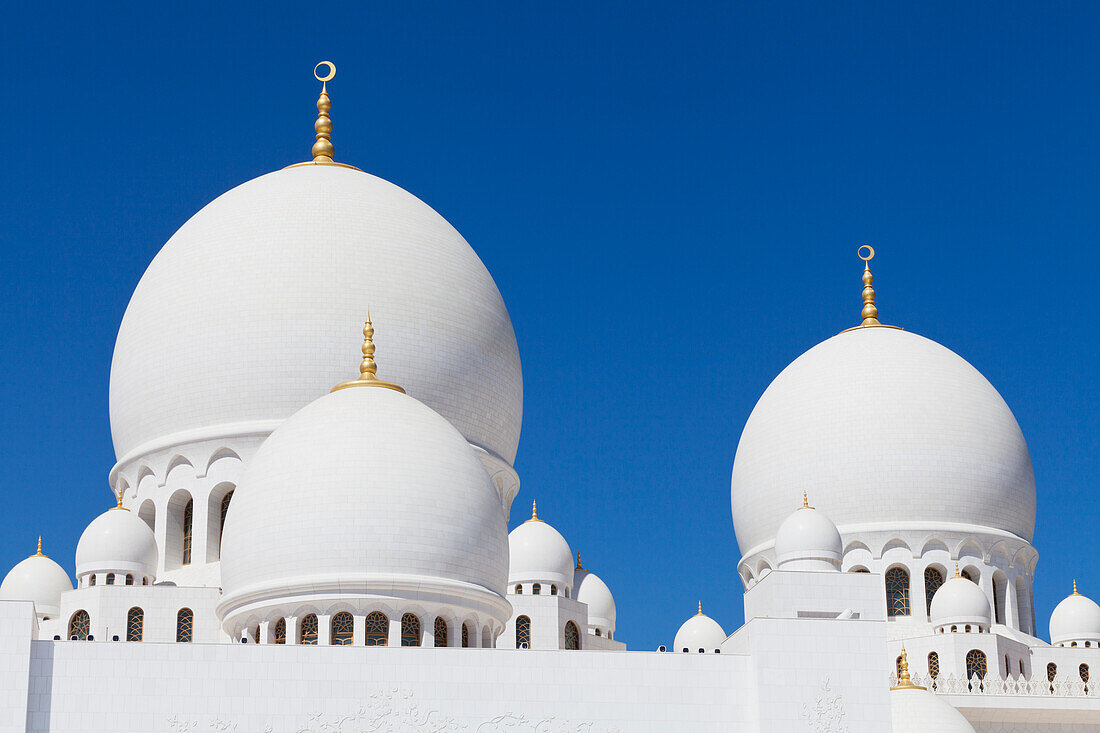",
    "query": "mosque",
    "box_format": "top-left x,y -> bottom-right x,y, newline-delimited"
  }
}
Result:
0,63 -> 1097,732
